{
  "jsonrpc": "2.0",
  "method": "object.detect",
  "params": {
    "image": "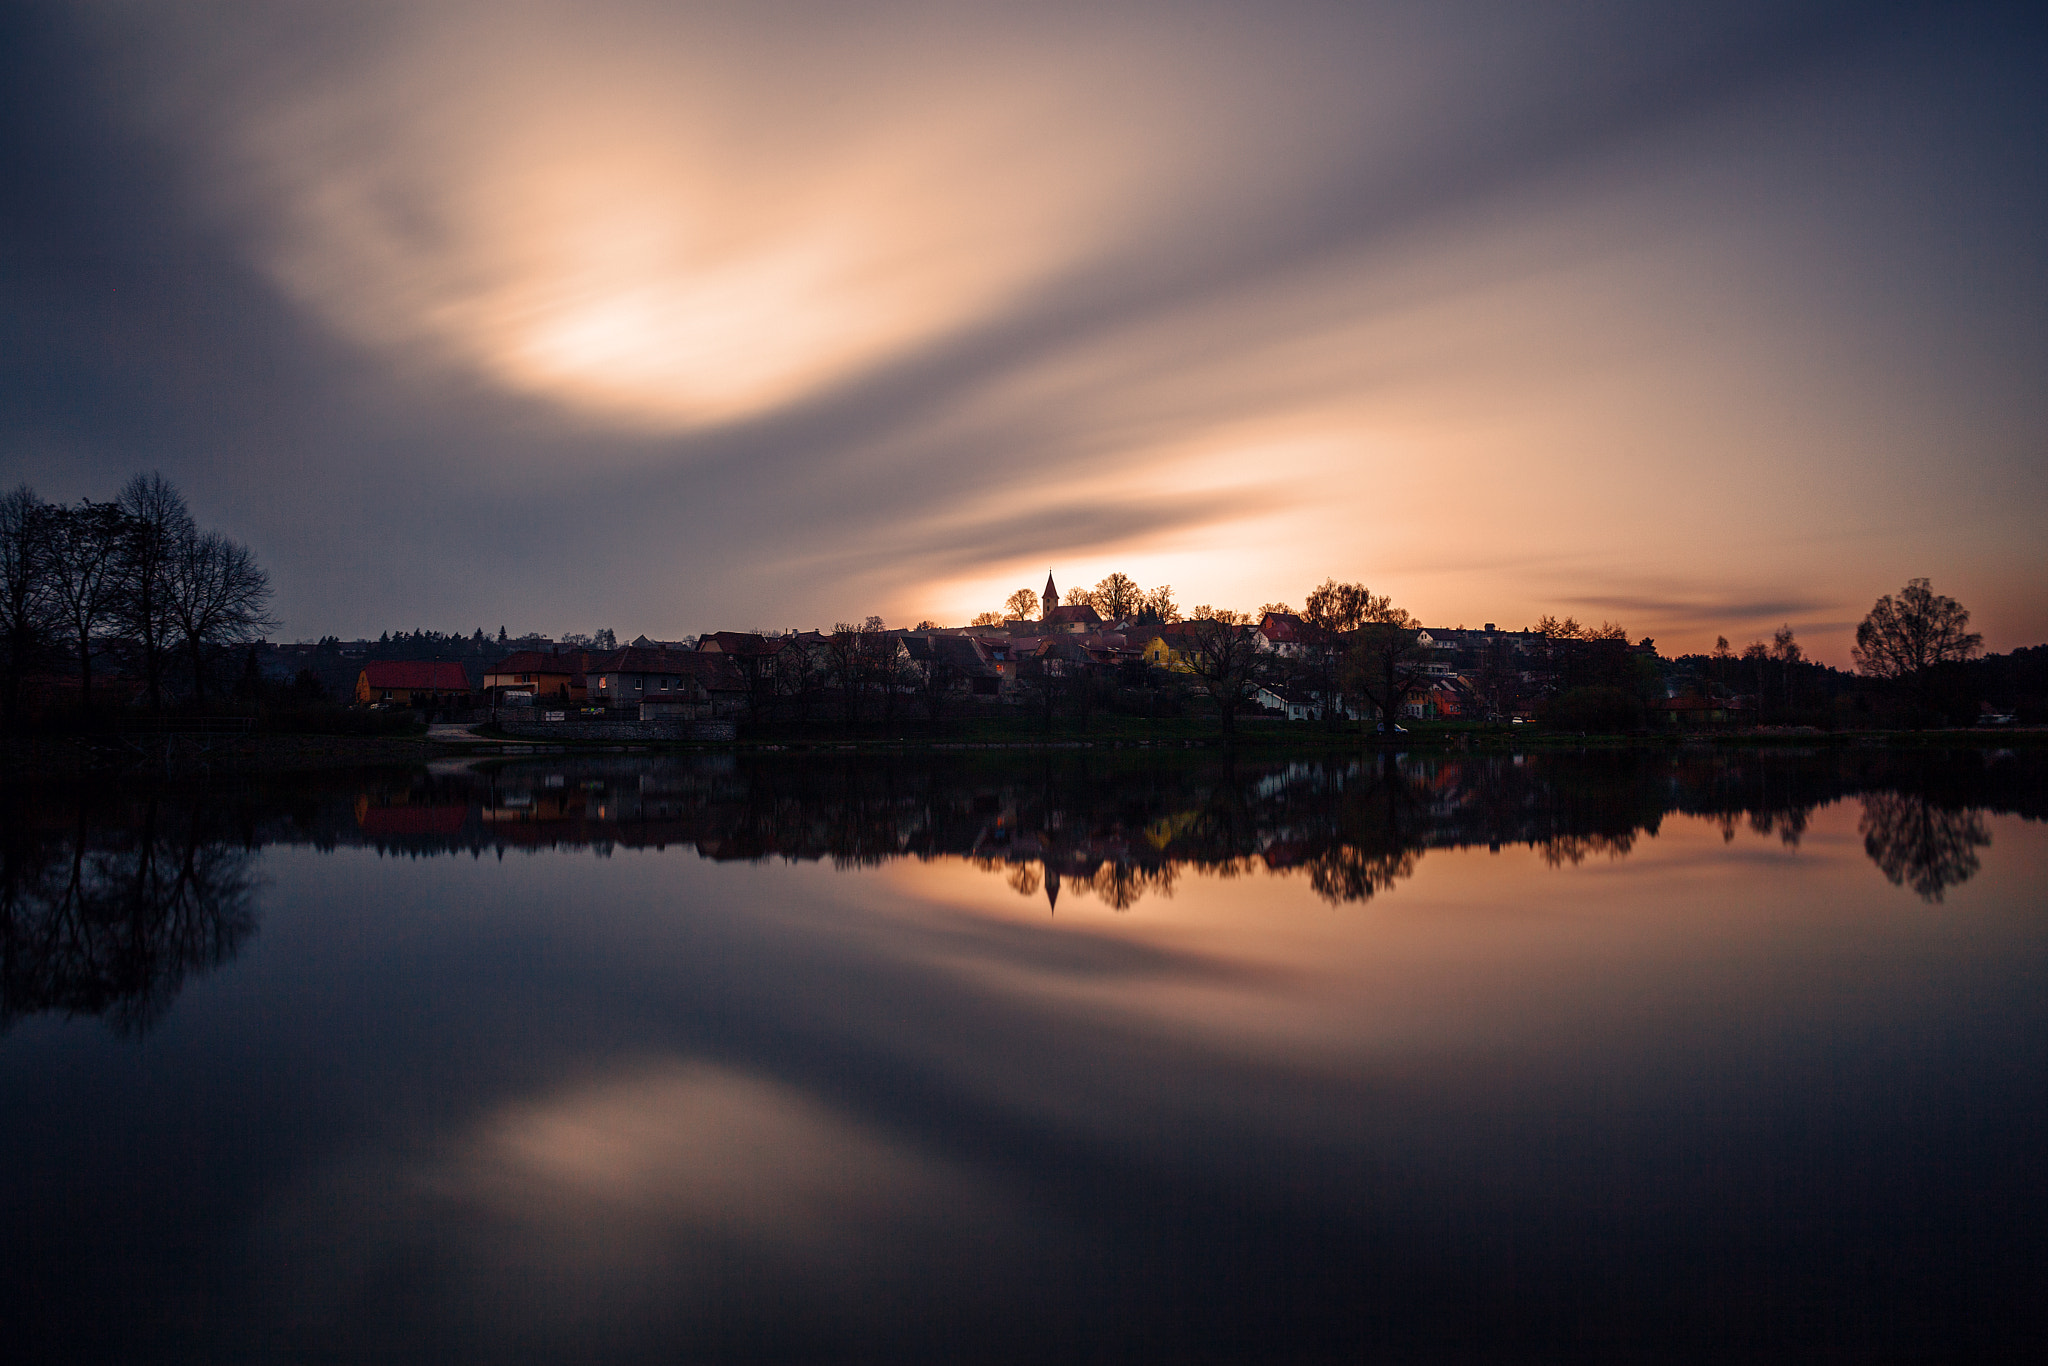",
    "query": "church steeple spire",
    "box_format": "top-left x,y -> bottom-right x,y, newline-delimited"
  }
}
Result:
1042,571 -> 1058,620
